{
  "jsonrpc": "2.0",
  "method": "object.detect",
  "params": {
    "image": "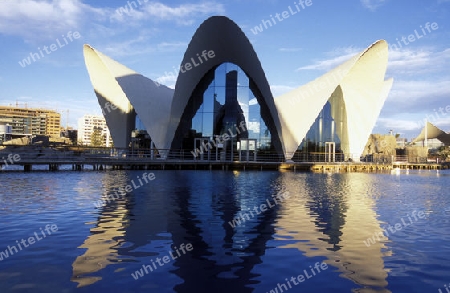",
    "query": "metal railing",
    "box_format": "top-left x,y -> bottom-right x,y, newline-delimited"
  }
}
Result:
0,145 -> 437,164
